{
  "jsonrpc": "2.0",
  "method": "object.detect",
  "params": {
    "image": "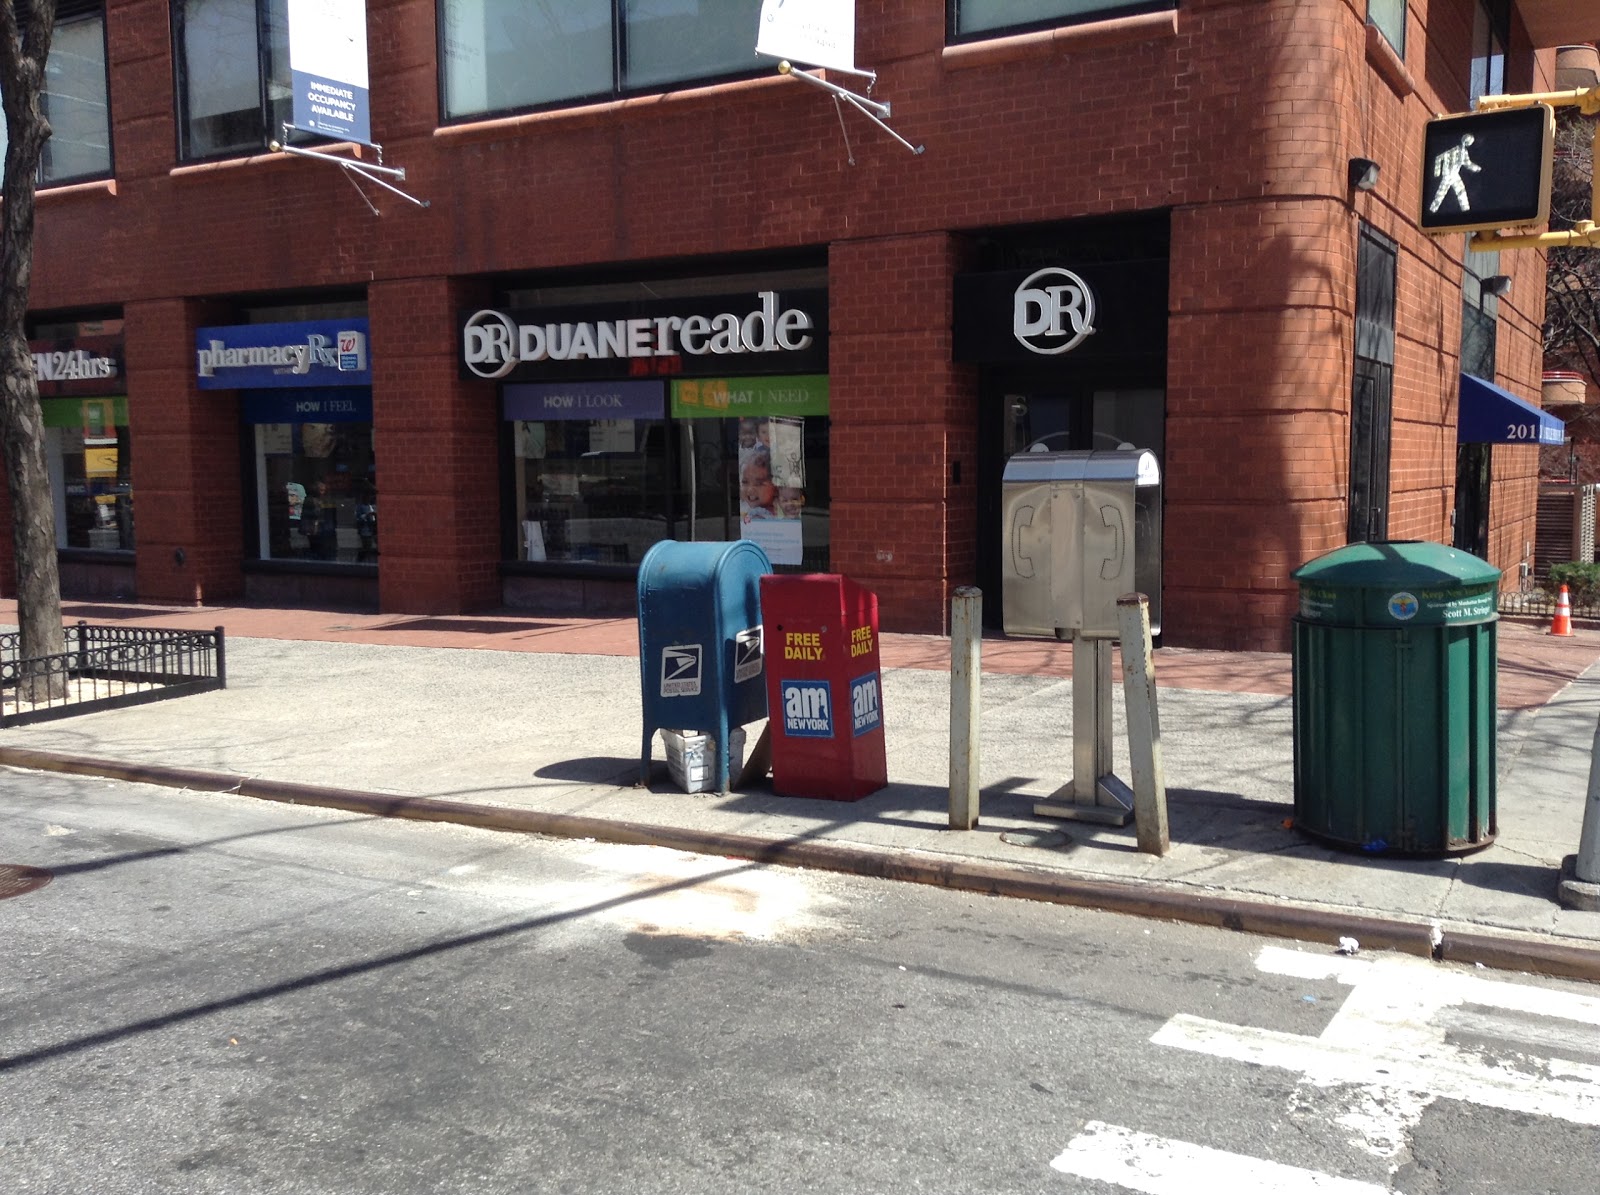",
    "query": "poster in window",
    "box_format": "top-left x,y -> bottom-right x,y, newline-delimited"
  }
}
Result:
590,419 -> 635,454
738,415 -> 805,565
261,423 -> 293,455
742,516 -> 802,565
517,421 -> 547,459
766,416 -> 805,488
301,423 -> 337,458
